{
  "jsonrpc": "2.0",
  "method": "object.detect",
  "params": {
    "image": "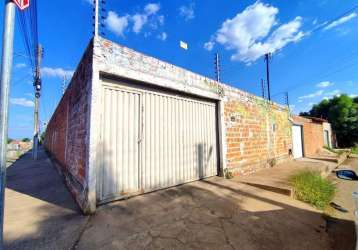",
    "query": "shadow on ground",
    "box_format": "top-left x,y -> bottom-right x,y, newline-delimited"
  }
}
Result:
76,176 -> 355,250
6,148 -> 78,211
4,146 -> 356,250
4,147 -> 88,250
